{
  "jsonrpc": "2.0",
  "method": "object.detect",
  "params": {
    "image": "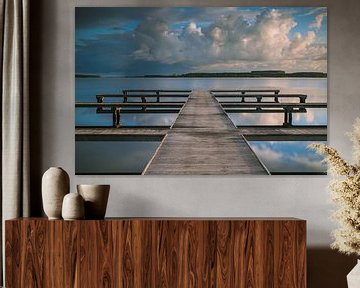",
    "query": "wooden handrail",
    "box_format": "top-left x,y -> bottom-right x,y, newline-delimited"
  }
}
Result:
123,89 -> 192,93
221,102 -> 326,108
76,102 -> 185,108
215,94 -> 307,103
222,102 -> 326,127
96,94 -> 190,98
76,102 -> 184,127
211,89 -> 280,94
